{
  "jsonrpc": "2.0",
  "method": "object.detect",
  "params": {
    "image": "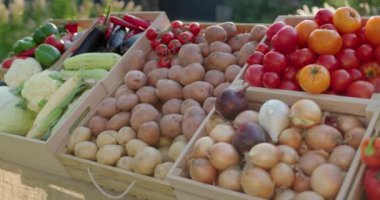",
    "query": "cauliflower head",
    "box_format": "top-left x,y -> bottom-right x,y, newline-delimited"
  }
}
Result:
21,70 -> 63,112
4,58 -> 43,88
